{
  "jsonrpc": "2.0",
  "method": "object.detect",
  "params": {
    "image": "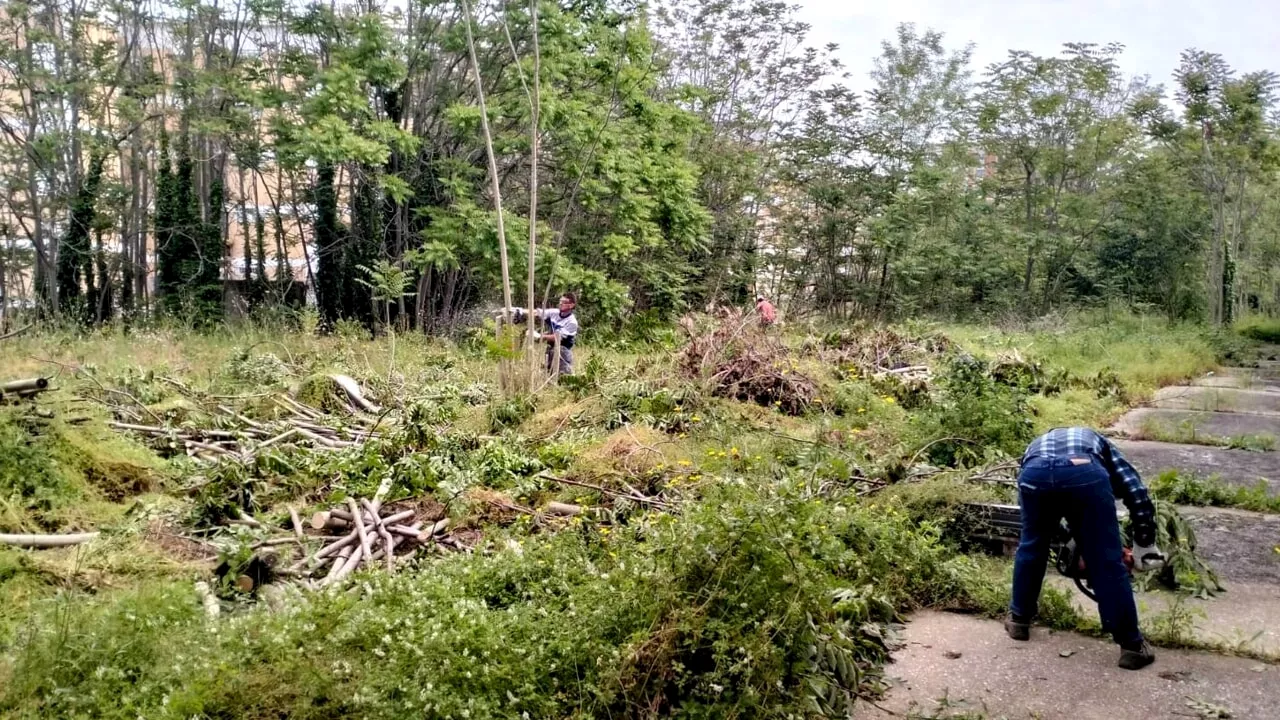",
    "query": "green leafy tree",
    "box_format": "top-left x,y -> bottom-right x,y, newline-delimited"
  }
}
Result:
1133,51 -> 1279,324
